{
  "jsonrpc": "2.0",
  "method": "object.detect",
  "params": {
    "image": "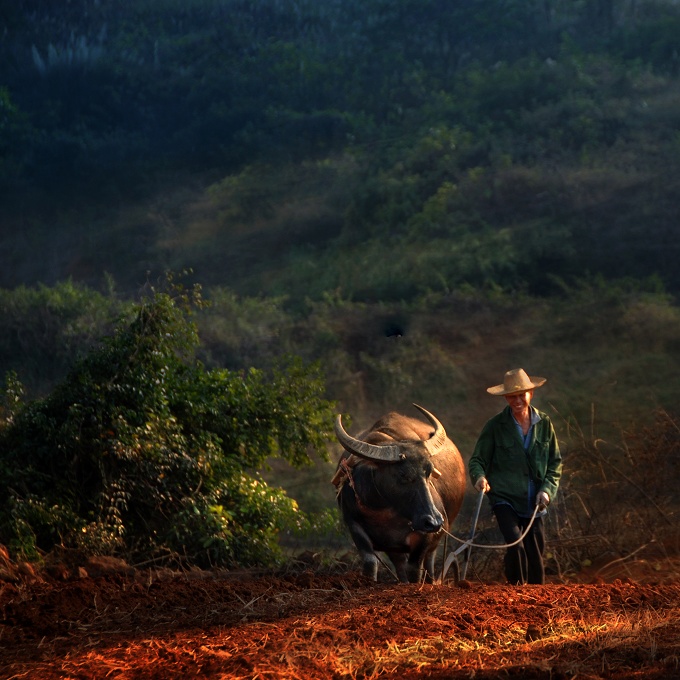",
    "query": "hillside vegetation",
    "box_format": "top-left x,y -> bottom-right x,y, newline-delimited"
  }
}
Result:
1,0 -> 680,572
2,0 -> 680,298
